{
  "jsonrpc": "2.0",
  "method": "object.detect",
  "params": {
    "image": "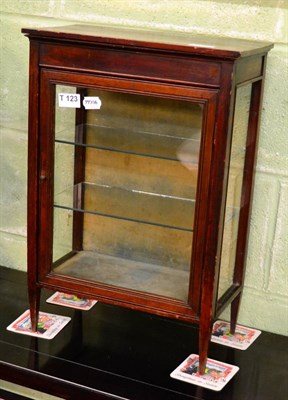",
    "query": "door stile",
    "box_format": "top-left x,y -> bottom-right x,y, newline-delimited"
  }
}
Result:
188,90 -> 218,314
38,72 -> 56,281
